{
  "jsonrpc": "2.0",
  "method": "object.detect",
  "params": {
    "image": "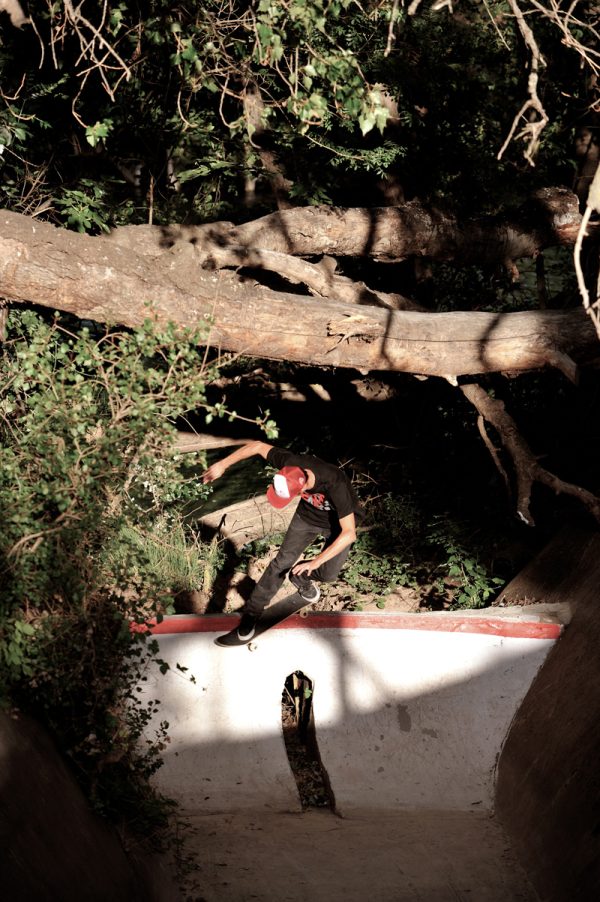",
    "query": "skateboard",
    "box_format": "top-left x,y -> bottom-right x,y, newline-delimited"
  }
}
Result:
215,592 -> 311,648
